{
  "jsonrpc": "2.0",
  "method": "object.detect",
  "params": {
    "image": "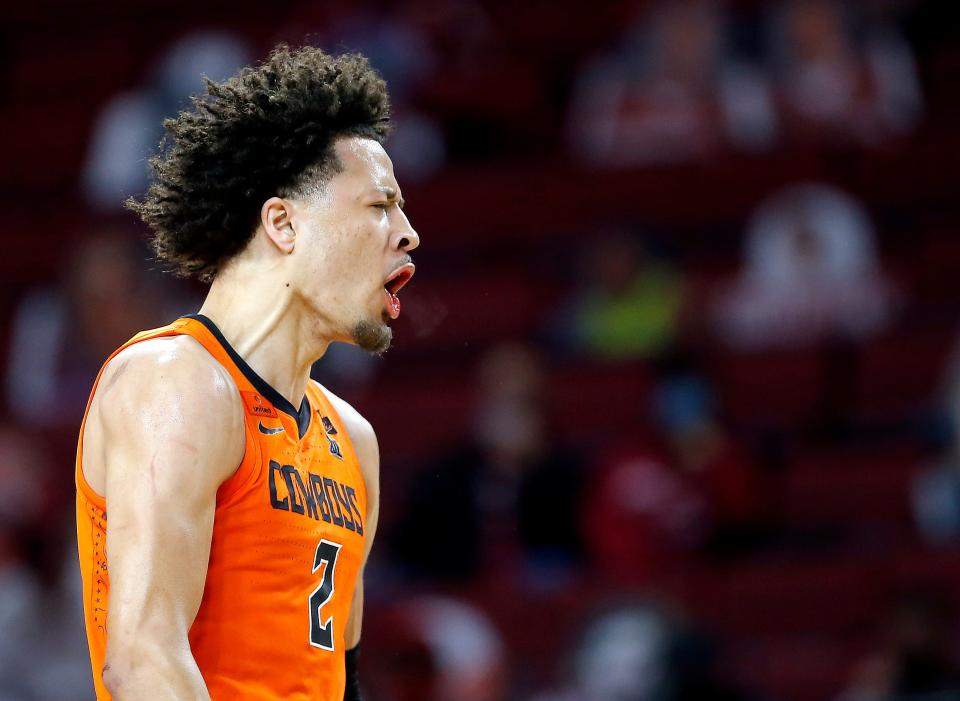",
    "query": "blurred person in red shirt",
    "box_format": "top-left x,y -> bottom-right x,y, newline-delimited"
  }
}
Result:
567,0 -> 776,166
584,358 -> 769,582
